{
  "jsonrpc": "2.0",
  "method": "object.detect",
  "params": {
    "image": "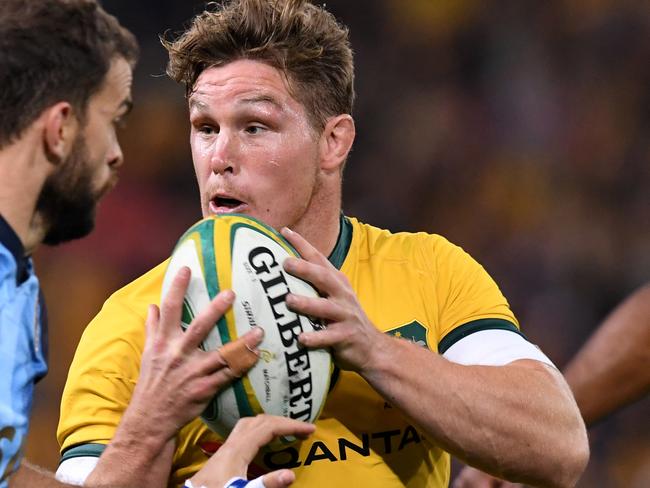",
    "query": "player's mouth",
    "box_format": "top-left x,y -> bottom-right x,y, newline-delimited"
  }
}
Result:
209,195 -> 247,214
